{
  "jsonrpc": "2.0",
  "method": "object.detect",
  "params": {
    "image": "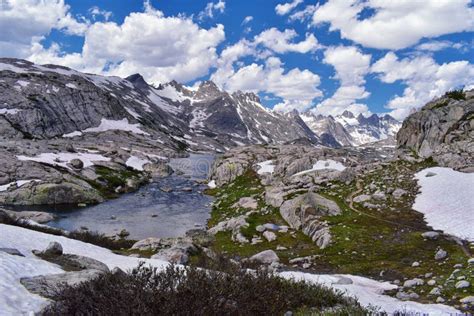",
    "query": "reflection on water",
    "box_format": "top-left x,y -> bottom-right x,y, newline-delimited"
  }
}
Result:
9,154 -> 215,240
